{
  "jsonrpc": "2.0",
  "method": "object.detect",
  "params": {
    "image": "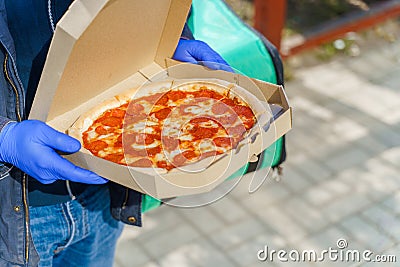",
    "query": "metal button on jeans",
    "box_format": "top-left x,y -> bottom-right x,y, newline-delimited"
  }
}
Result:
13,206 -> 20,212
128,216 -> 136,223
